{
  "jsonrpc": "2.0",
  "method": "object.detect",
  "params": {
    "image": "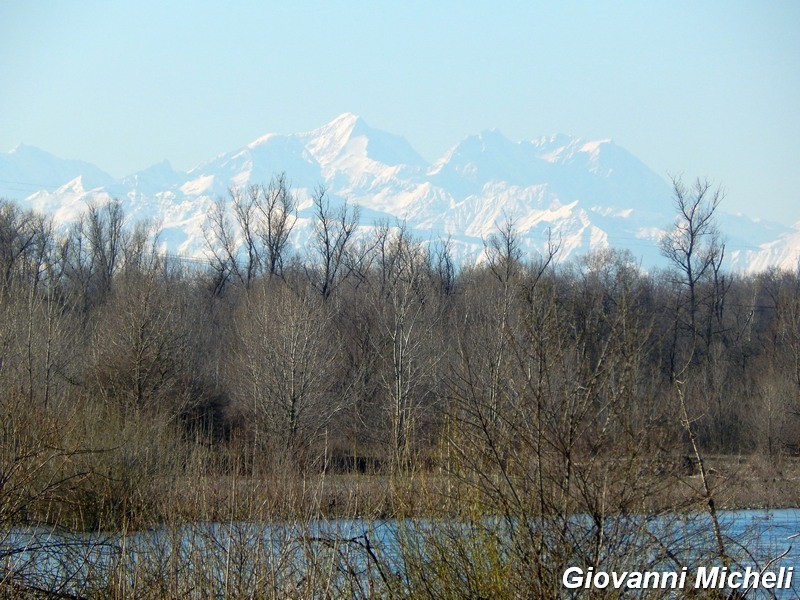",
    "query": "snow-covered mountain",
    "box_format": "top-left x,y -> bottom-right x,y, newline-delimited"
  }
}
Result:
1,113 -> 798,272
